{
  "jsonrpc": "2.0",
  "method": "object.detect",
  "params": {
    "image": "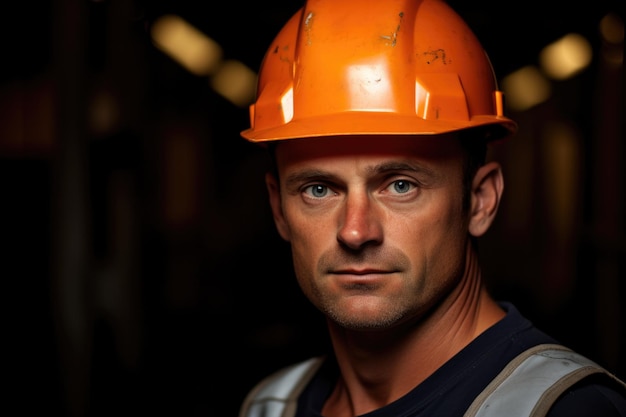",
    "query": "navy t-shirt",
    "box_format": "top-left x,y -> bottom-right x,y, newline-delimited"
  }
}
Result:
293,302 -> 626,417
